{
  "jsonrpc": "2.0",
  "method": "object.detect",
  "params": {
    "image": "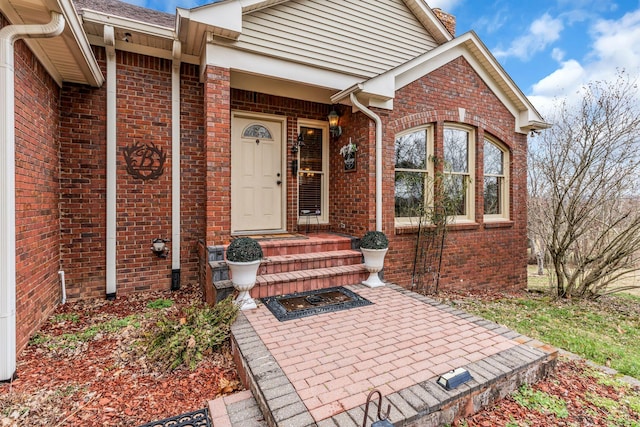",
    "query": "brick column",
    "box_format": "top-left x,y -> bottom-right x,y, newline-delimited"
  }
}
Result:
204,65 -> 231,246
